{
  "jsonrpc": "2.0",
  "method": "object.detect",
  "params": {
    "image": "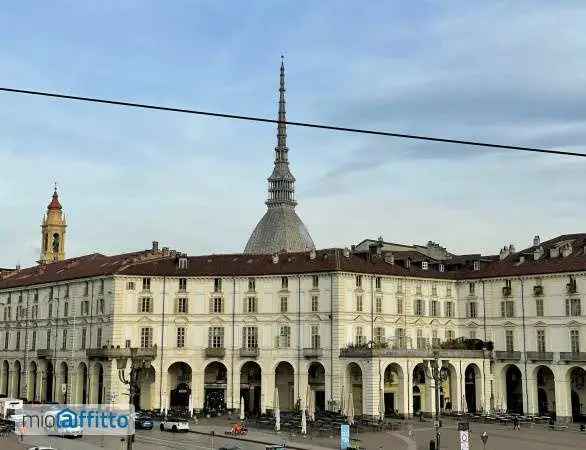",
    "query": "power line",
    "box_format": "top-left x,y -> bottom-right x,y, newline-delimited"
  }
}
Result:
1,86 -> 585,158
